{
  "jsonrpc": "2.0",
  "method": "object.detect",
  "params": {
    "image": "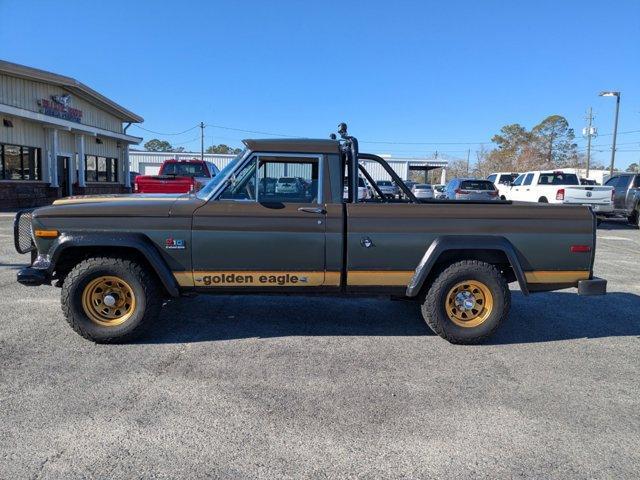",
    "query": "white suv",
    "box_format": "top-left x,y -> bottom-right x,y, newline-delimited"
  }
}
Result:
487,172 -> 519,200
